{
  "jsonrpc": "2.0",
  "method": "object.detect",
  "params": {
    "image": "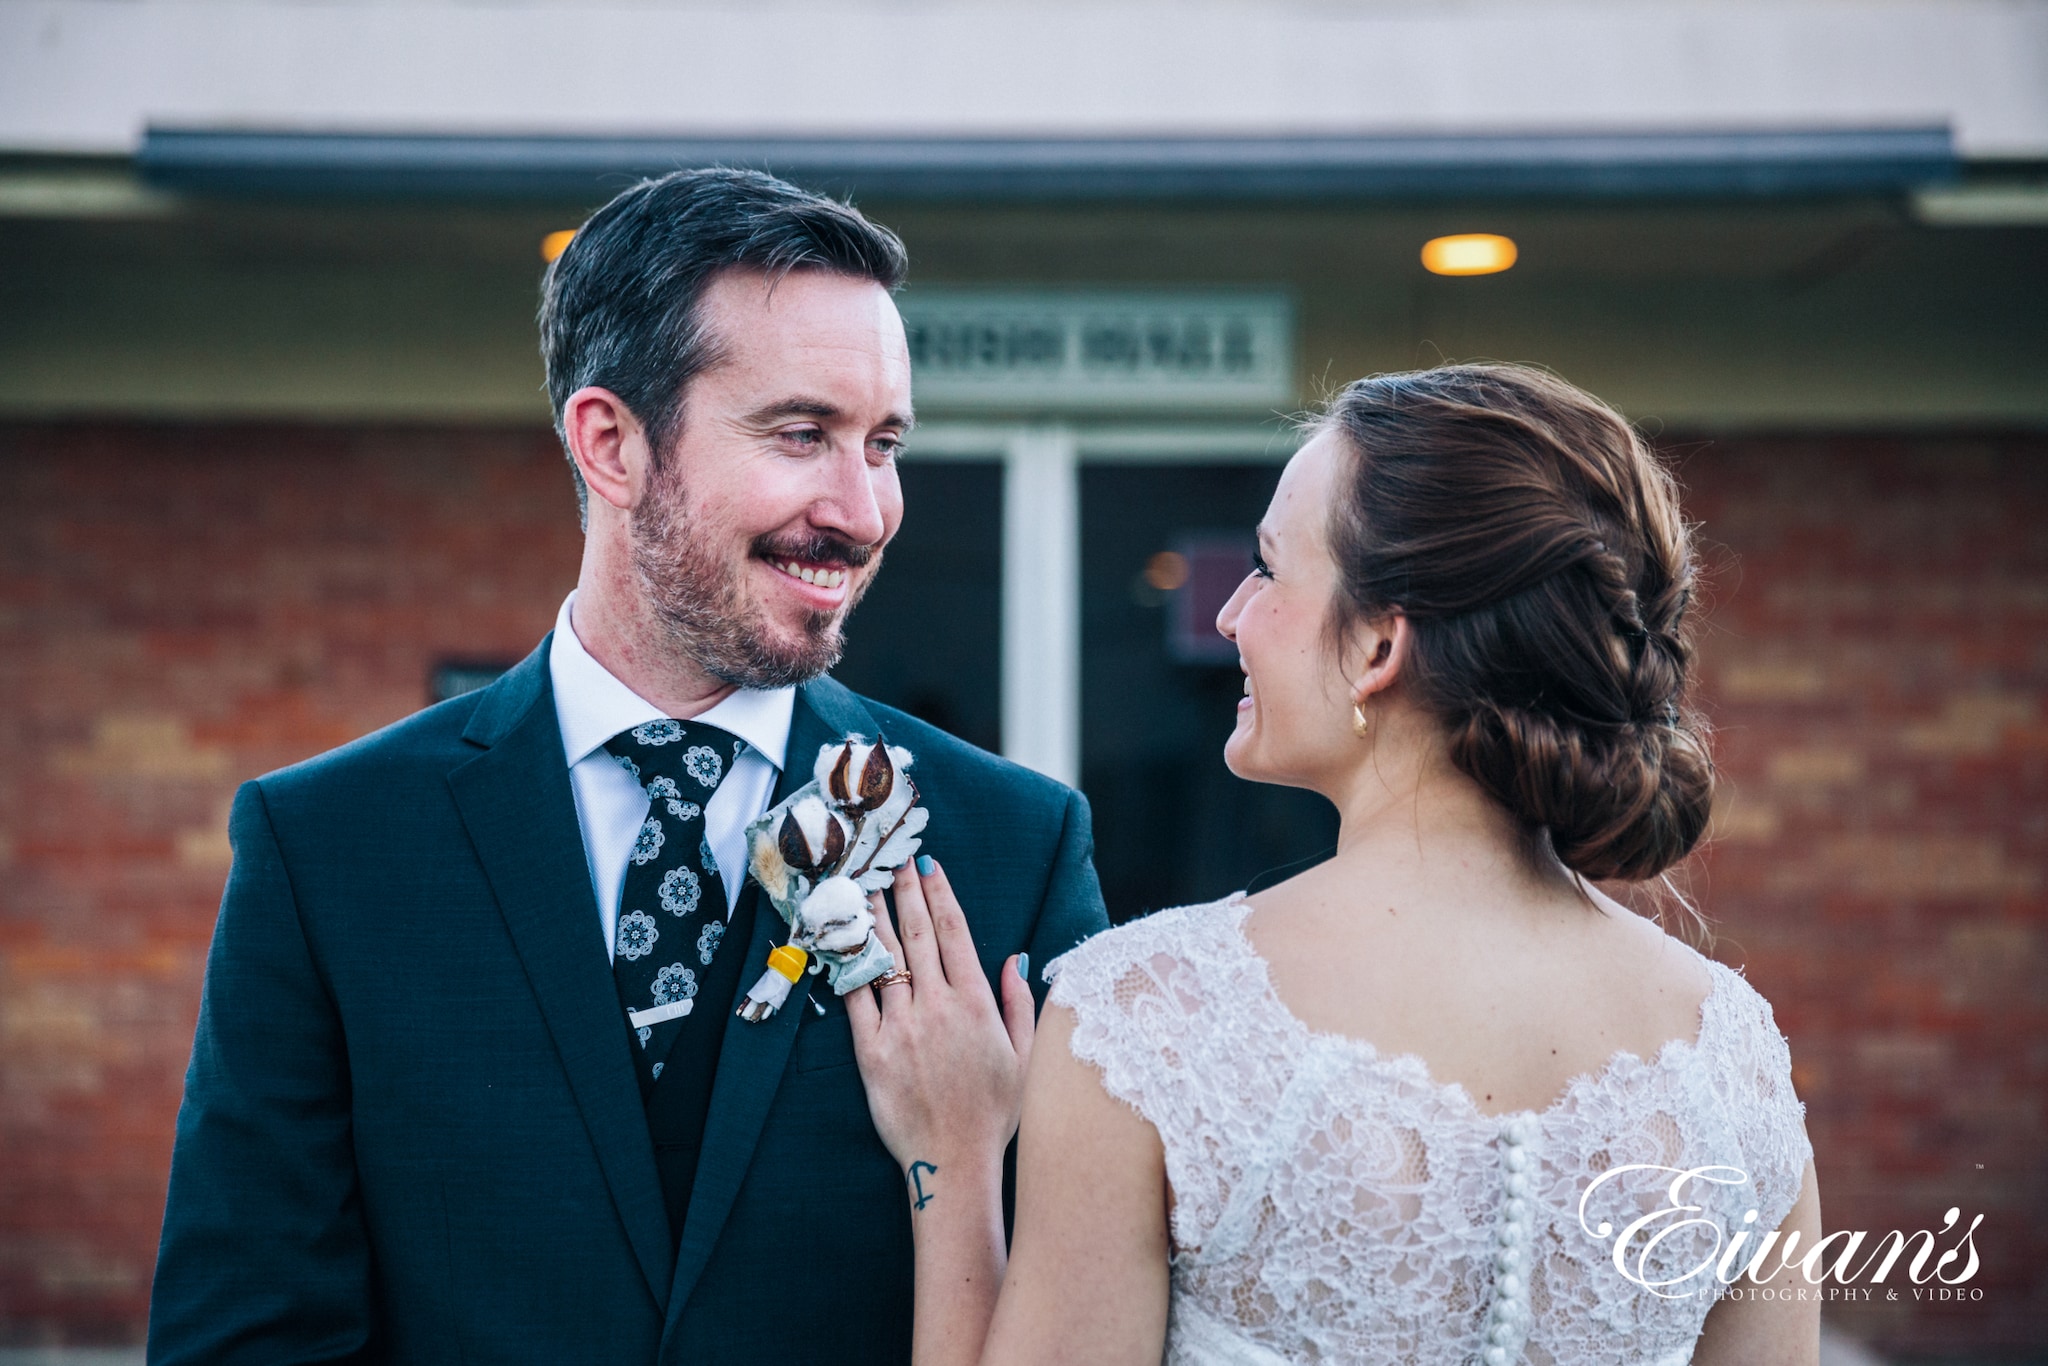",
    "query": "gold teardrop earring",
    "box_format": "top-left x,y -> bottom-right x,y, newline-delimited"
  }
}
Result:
1352,703 -> 1371,739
